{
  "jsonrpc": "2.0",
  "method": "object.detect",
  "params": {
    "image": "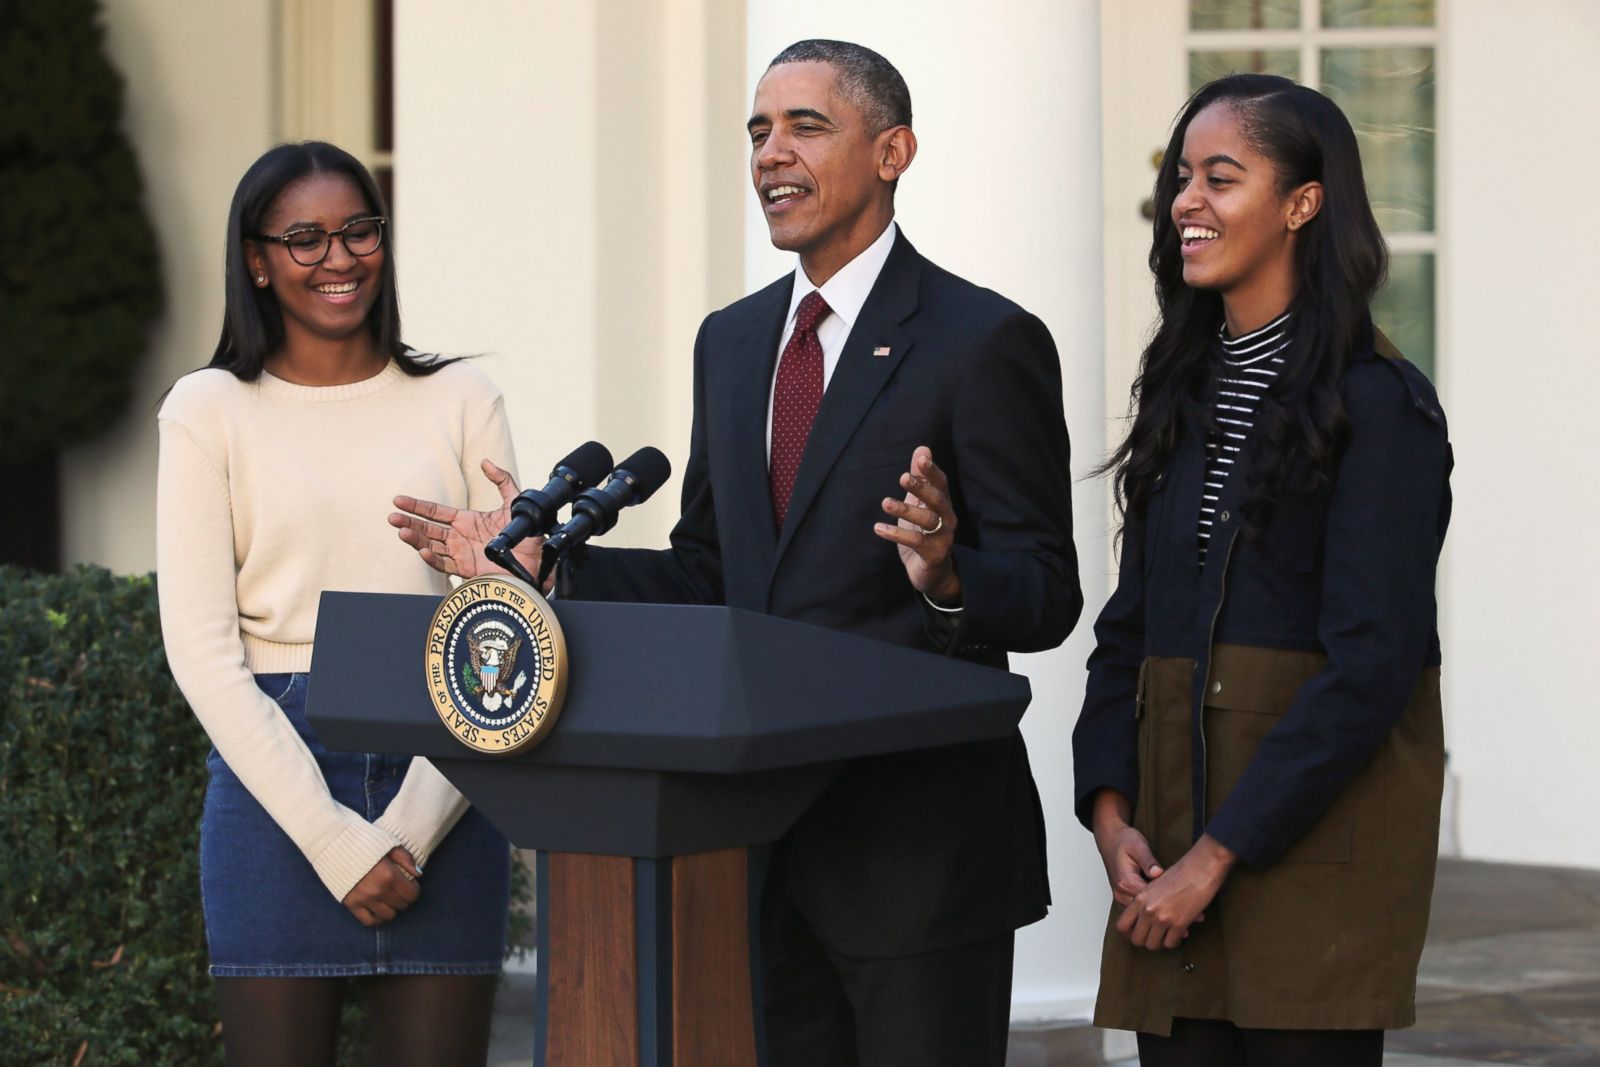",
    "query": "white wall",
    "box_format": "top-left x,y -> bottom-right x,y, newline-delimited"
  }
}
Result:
745,1 -> 1109,1019
392,2 -> 599,519
1439,2 -> 1600,868
62,1 -> 277,573
392,1 -> 746,549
